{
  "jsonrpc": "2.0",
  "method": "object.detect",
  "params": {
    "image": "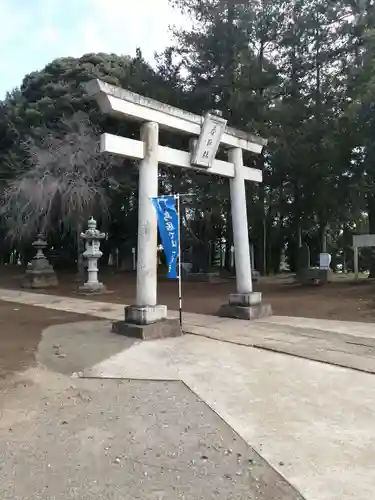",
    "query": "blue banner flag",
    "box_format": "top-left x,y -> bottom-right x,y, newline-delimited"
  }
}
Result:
151,196 -> 179,279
